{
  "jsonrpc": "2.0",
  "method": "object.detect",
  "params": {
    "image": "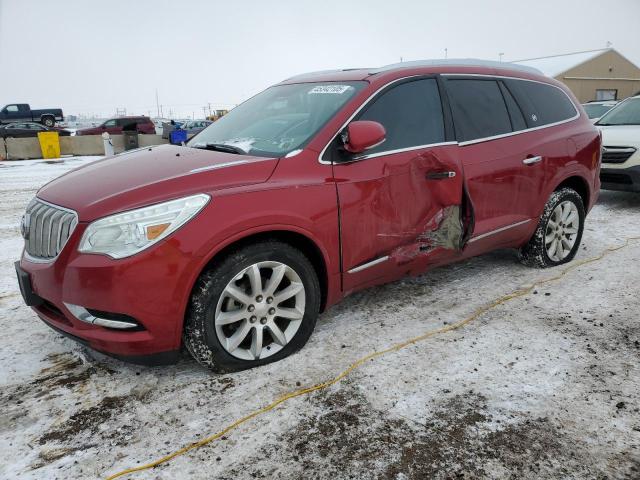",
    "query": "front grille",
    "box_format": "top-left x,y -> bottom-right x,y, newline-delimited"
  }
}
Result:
24,199 -> 78,260
602,146 -> 636,164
